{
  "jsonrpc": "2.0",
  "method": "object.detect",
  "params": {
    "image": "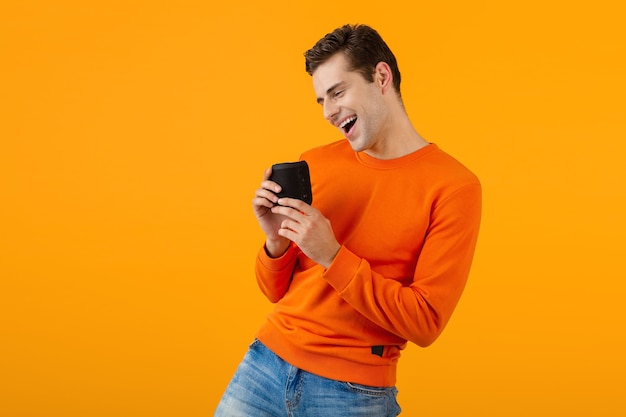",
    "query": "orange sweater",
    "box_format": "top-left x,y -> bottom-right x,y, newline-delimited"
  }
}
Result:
255,141 -> 481,387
